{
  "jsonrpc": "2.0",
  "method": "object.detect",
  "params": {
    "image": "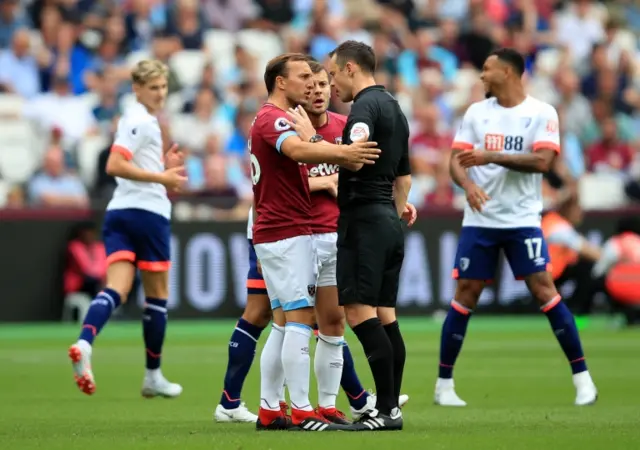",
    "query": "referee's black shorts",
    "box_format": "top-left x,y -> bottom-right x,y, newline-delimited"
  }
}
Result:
336,203 -> 405,308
